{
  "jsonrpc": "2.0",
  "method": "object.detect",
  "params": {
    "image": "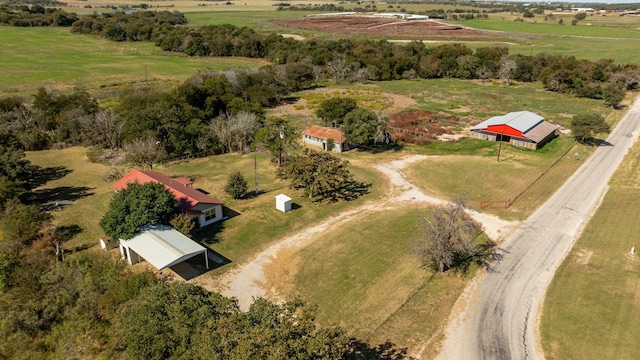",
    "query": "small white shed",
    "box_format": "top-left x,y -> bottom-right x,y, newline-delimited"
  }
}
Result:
275,194 -> 292,213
